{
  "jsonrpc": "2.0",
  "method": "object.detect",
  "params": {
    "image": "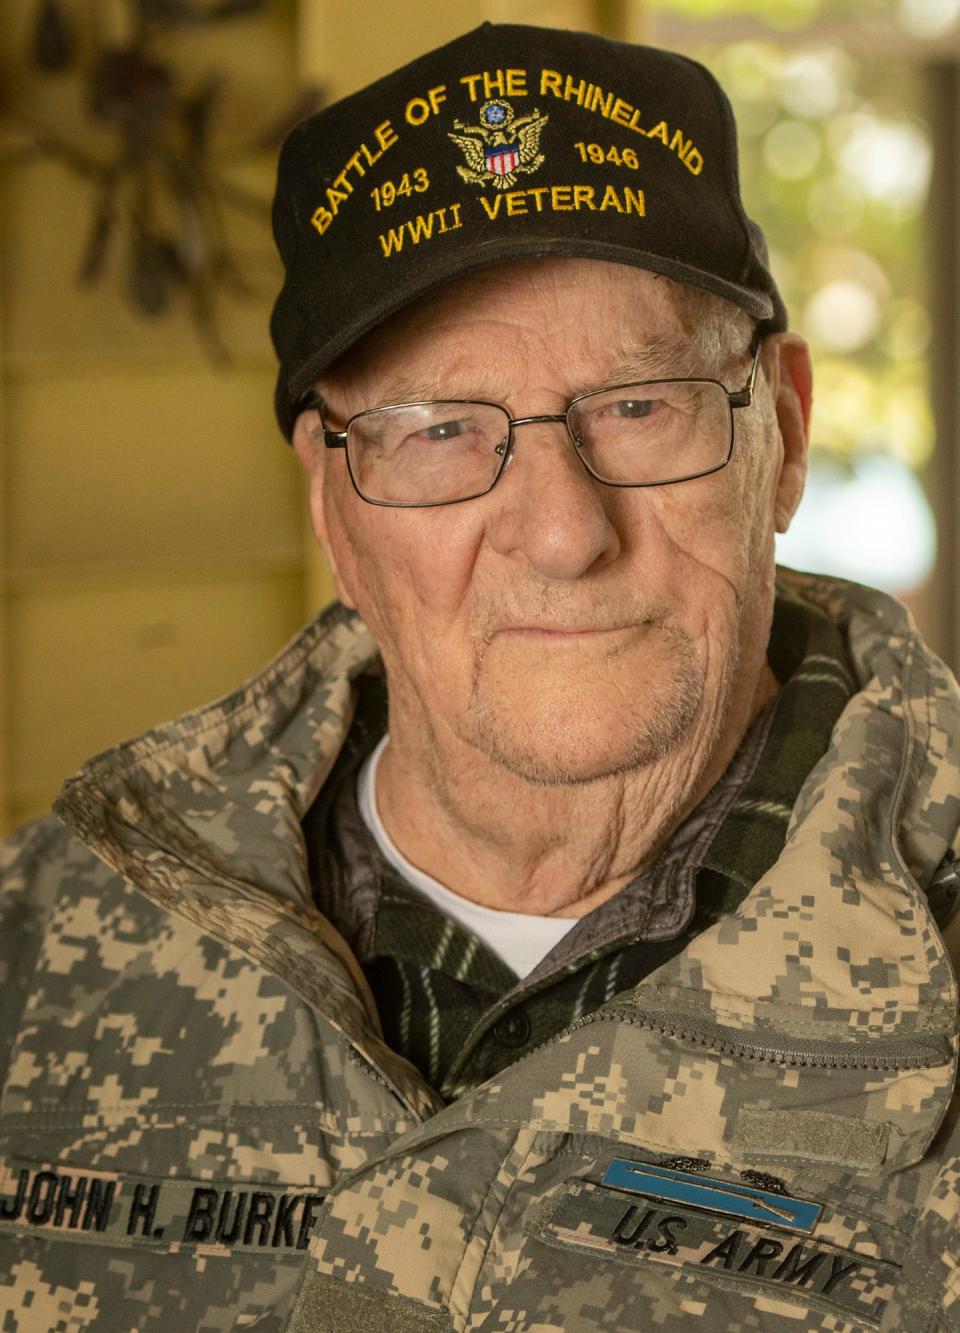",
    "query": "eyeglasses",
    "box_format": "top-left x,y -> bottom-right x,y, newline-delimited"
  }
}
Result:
308,342 -> 762,509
